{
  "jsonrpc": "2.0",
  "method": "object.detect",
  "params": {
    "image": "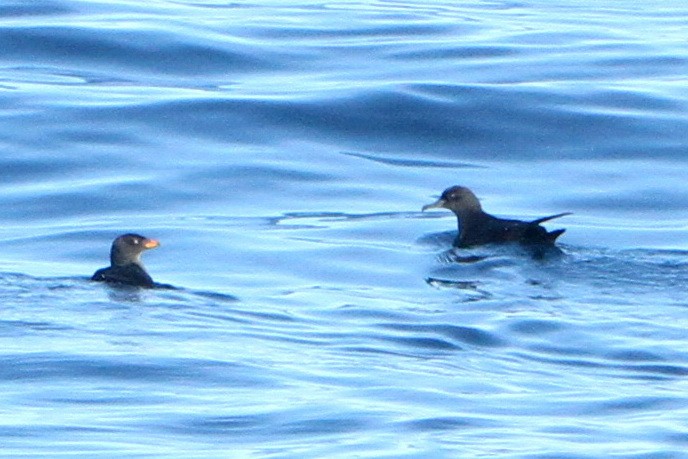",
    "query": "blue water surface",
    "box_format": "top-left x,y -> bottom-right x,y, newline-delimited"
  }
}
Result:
1,0 -> 688,457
